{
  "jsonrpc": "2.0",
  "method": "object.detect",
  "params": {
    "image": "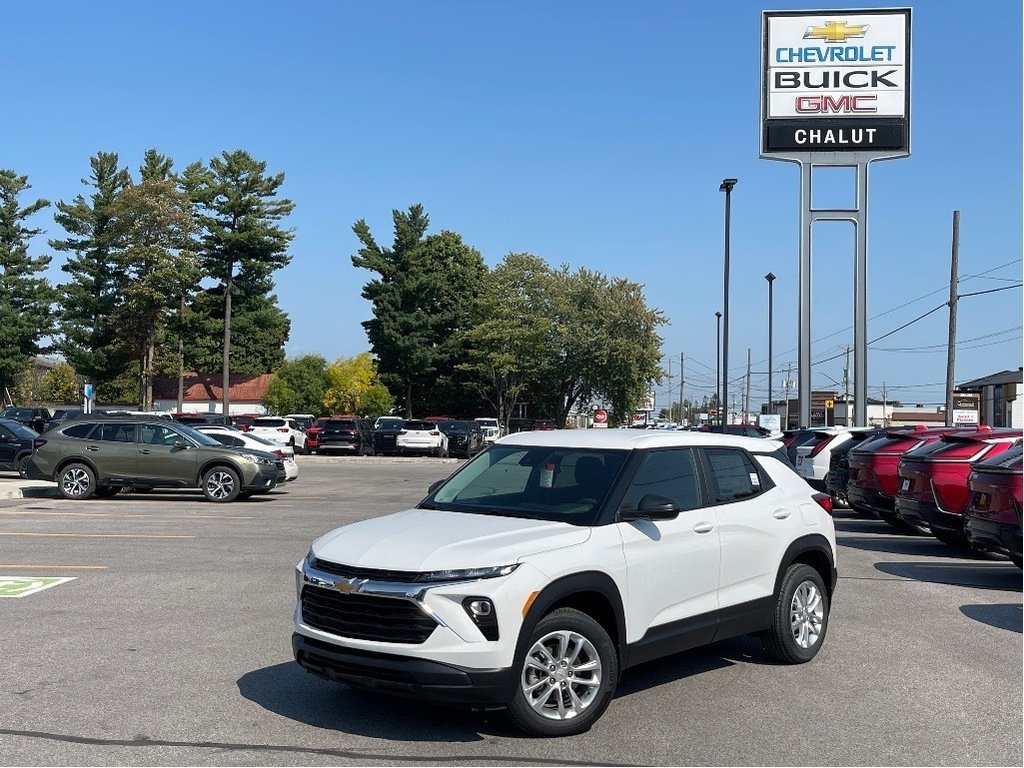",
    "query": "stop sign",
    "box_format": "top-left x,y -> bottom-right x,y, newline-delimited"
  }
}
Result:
594,409 -> 608,424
